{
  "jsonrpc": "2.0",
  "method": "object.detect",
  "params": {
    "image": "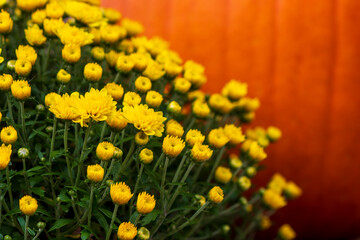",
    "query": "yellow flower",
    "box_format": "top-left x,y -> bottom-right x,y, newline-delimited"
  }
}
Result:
136,192 -> 156,214
110,182 -> 133,205
145,90 -> 163,108
0,10 -> 13,34
31,9 -> 46,25
16,45 -> 37,65
188,90 -> 206,102
221,80 -> 248,100
164,61 -> 183,77
166,119 -> 184,137
87,164 -> 104,182
15,59 -> 32,76
122,18 -> 144,36
278,224 -> 296,240
137,227 -> 150,240
143,60 -> 165,81
55,23 -> 93,46
229,154 -> 242,169
238,176 -> 251,191
123,92 -> 141,107
64,1 -> 103,26
284,181 -> 302,199
45,92 -> 61,107
0,74 -> 13,91
43,18 -> 64,36
145,37 -> 169,56
162,135 -> 185,157
268,173 -> 287,194
116,55 -> 134,73
56,69 -> 71,83
25,24 -> 47,46
139,148 -> 153,164
106,50 -> 121,67
17,0 -> 47,12
262,189 -> 287,210
186,129 -> 205,147
48,93 -> 79,120
248,141 -> 267,161
11,80 -> 31,100
192,100 -> 210,118
183,68 -> 207,88
122,104 -> 166,137
191,143 -> 213,162
174,78 -> 191,94
103,82 -> 124,101
0,49 -> 3,65
267,126 -> 282,141
260,216 -> 271,230
215,166 -> 232,184
135,76 -> 152,93
208,128 -> 229,148
208,94 -> 233,114
91,46 -> 105,61
156,50 -> 182,65
117,222 -> 137,240
224,124 -> 245,145
100,24 -> 126,43
19,195 -> 38,216
71,88 -> 117,127
96,141 -> 115,161
104,8 -> 122,23
135,132 -> 149,146
208,186 -> 224,203
62,44 -> 81,63
90,27 -> 101,44
167,101 -> 182,115
45,1 -> 64,18
0,143 -> 11,170
106,110 -> 127,131
0,112 -> 1,122
84,63 -> 102,82
130,52 -> 149,71
194,194 -> 206,207
119,38 -> 134,54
